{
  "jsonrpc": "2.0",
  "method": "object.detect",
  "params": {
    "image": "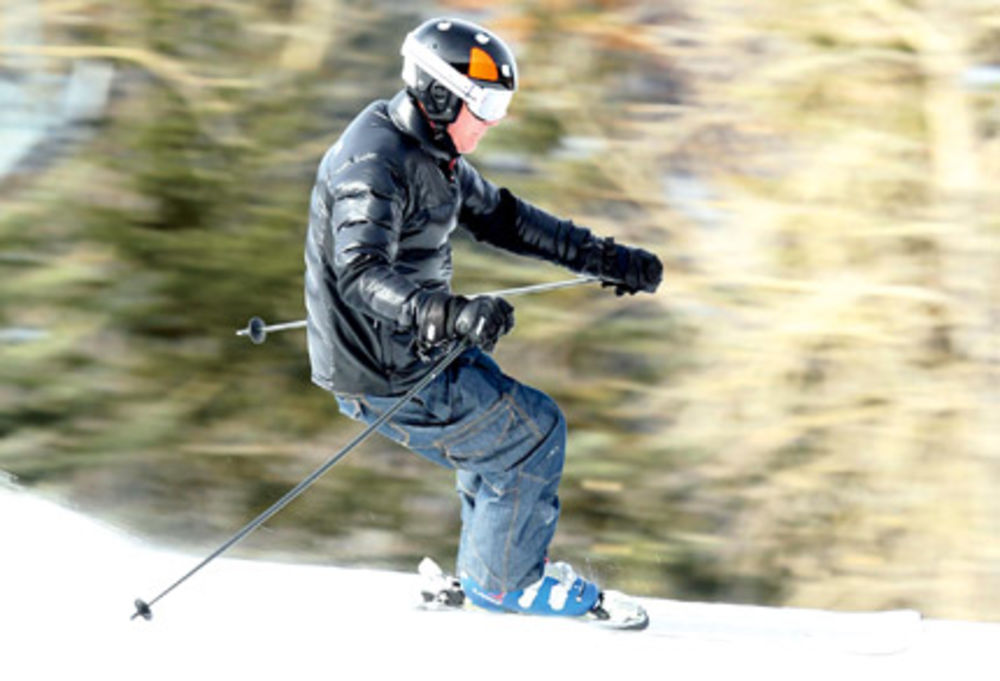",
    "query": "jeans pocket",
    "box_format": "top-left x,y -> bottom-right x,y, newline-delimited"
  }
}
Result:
438,395 -> 542,468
